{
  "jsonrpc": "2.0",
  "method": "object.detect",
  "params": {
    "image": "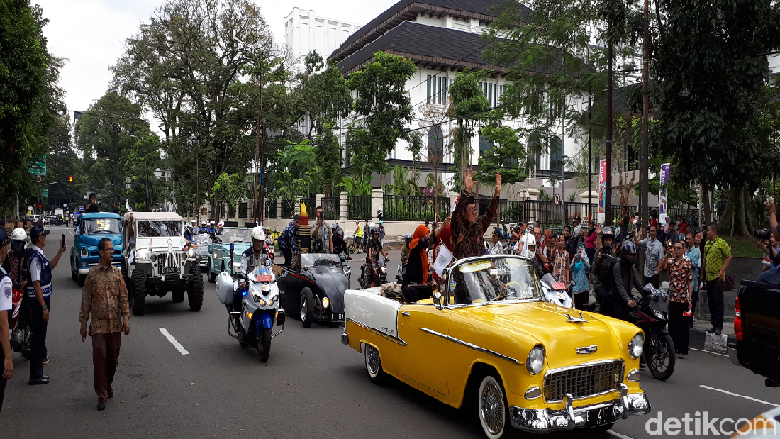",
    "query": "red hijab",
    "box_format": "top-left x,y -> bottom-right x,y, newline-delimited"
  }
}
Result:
410,225 -> 430,284
437,225 -> 453,252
